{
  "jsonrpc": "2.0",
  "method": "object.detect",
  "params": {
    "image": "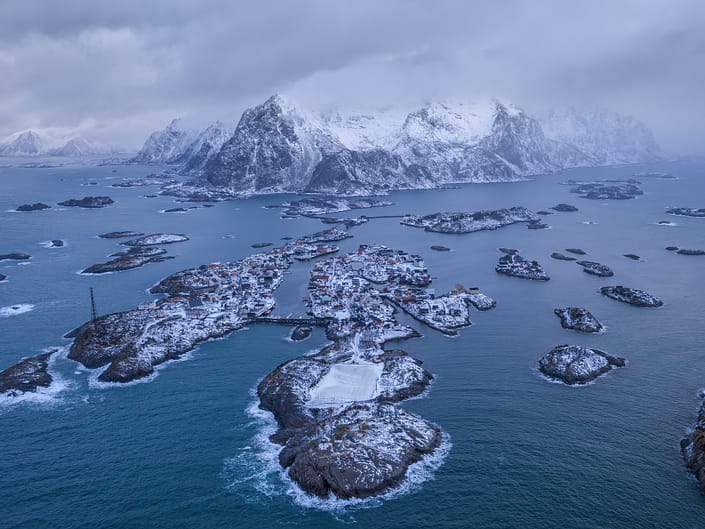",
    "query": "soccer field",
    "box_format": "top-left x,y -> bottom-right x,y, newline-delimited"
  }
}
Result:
307,363 -> 384,407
